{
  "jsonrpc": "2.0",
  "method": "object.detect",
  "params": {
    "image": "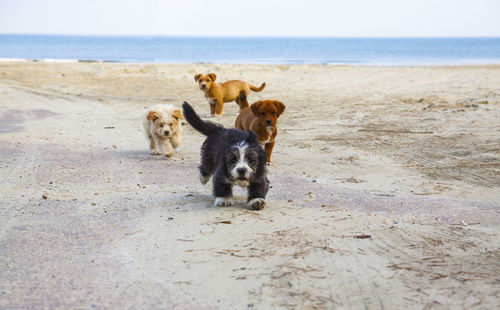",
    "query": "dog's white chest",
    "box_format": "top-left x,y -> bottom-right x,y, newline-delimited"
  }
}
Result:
202,88 -> 218,101
261,136 -> 271,145
260,127 -> 275,144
